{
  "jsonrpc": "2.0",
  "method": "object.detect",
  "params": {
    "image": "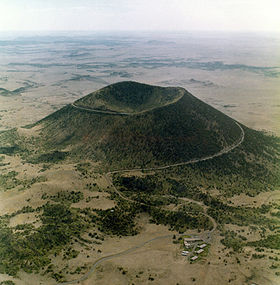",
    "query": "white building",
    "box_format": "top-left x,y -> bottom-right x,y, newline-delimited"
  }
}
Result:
199,244 -> 207,249
181,250 -> 189,256
191,255 -> 198,261
196,249 -> 204,254
184,237 -> 202,242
